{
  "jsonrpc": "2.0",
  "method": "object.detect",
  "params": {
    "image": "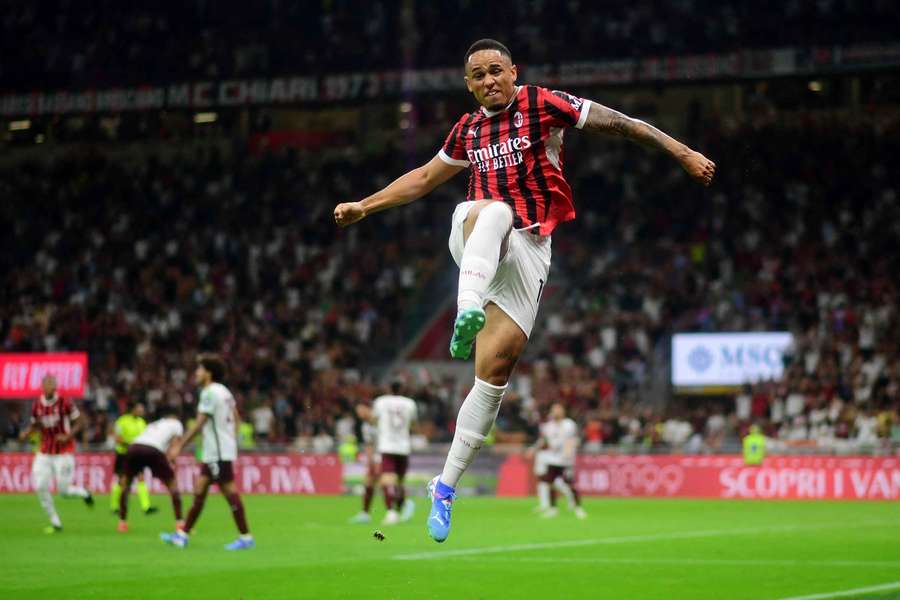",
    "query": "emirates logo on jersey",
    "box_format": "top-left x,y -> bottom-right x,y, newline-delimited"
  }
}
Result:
513,111 -> 524,128
466,135 -> 532,166
40,414 -> 60,428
